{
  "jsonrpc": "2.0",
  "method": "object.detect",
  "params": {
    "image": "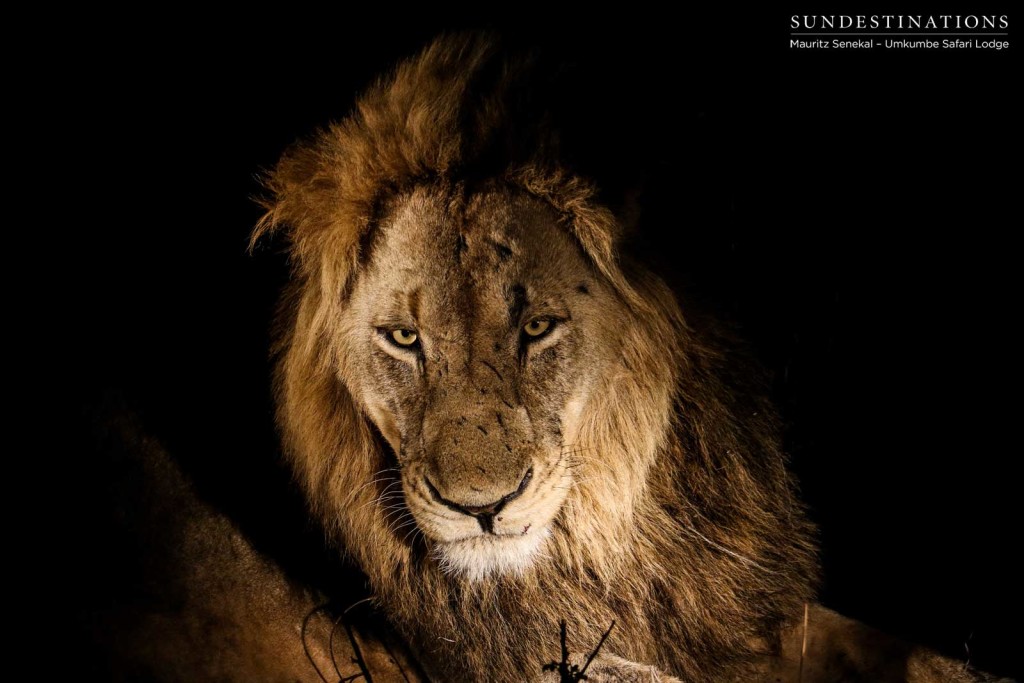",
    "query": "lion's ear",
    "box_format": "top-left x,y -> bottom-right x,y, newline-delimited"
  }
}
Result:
510,166 -> 651,313
568,196 -> 651,314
